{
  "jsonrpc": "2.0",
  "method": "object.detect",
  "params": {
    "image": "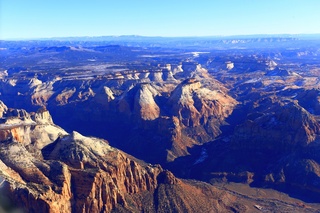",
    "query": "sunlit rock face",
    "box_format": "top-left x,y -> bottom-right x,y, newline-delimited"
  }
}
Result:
233,101 -> 320,149
2,37 -> 320,211
0,102 -> 66,148
0,104 -> 254,213
0,58 -> 240,163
